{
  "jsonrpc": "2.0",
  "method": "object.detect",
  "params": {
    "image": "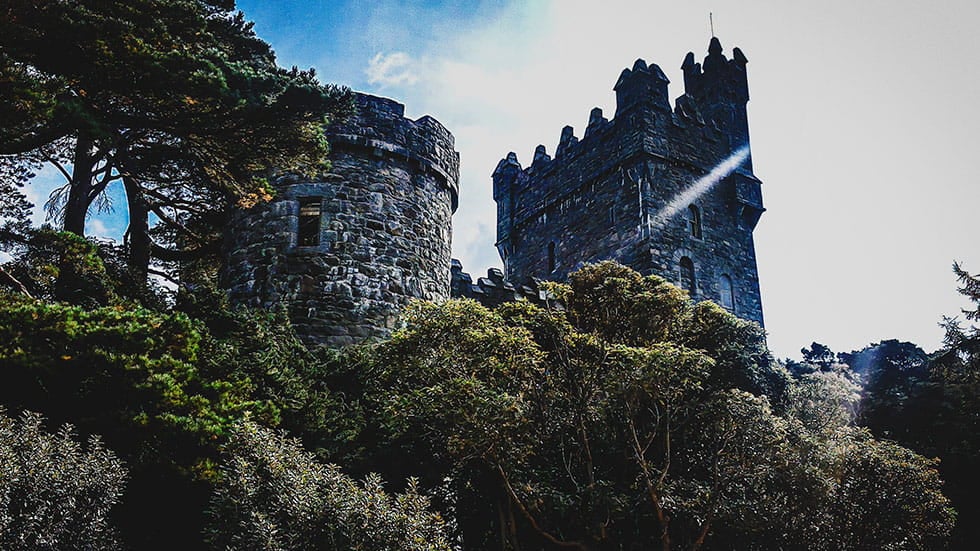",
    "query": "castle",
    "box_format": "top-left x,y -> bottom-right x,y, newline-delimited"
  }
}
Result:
222,37 -> 765,346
